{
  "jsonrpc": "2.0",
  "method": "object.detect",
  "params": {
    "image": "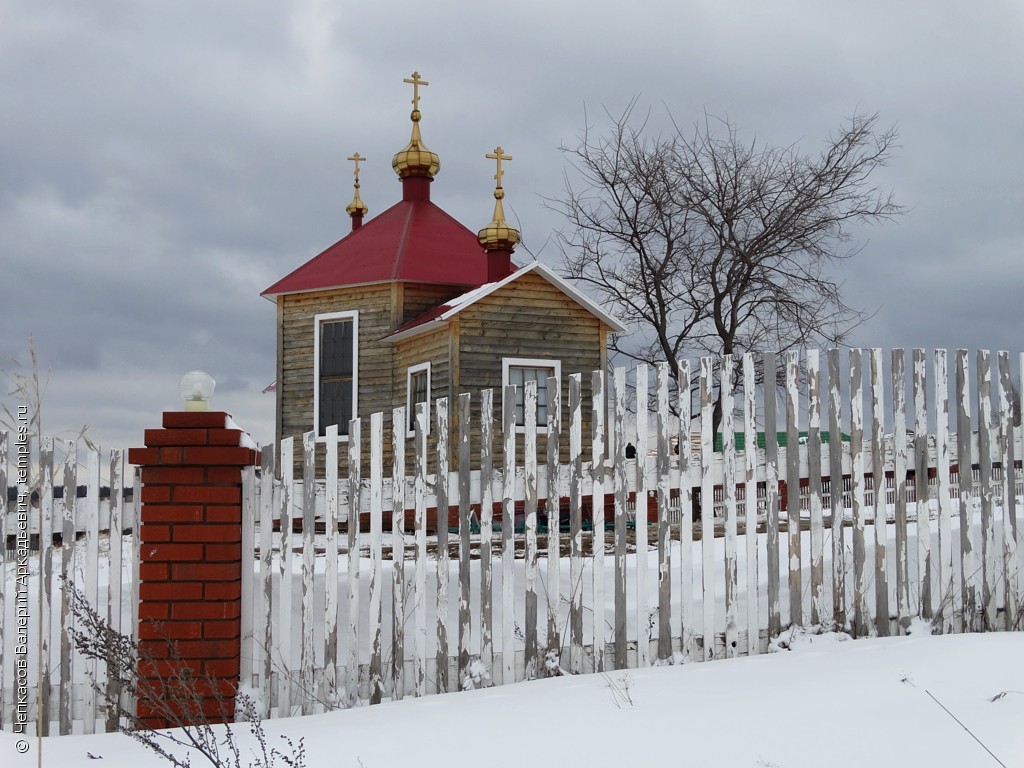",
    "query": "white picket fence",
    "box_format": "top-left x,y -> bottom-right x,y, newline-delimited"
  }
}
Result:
0,438 -> 141,735
1,347 -> 1020,732
240,348 -> 1023,718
